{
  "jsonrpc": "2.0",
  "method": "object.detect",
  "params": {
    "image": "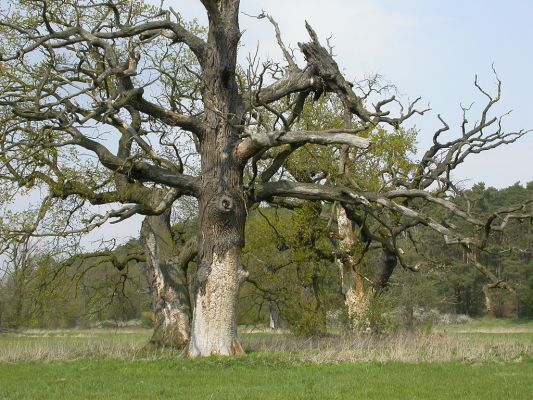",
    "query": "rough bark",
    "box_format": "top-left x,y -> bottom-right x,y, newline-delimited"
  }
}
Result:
188,1 -> 248,356
335,109 -> 370,328
141,210 -> 191,349
336,206 -> 370,328
189,247 -> 247,356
